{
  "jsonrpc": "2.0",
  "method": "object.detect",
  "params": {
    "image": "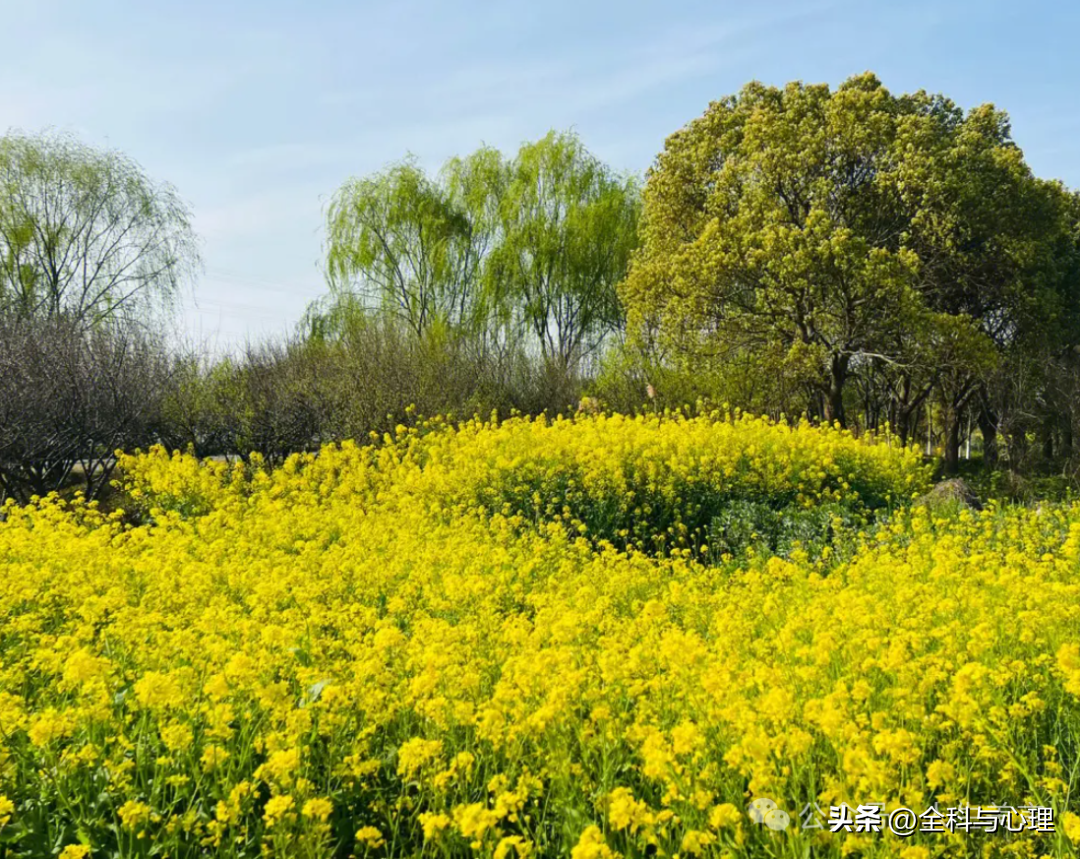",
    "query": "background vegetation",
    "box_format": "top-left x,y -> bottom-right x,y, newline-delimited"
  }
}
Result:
2,74 -> 1079,507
